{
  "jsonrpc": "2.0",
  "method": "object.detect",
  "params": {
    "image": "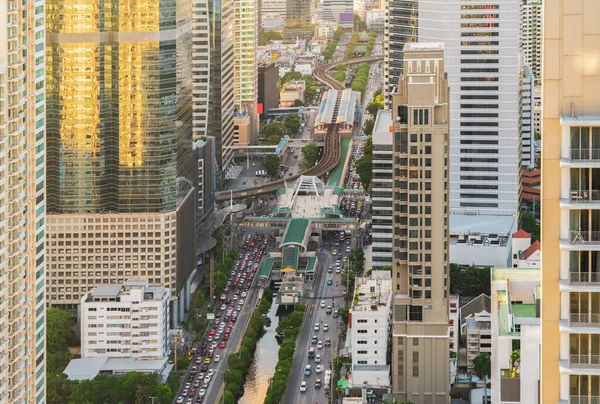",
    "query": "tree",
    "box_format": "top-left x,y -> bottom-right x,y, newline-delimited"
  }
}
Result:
176,356 -> 190,370
283,113 -> 301,136
338,306 -> 350,322
509,349 -> 521,376
363,135 -> 372,155
263,121 -> 286,140
258,30 -> 283,45
521,212 -> 540,241
473,353 -> 491,381
47,307 -> 72,373
264,155 -> 281,177
367,94 -> 384,116
348,248 -> 365,274
334,27 -> 344,42
354,13 -> 366,31
292,99 -> 304,107
279,71 -> 302,89
355,154 -> 373,189
47,372 -> 73,404
449,264 -> 491,296
301,143 -> 319,168
154,382 -> 174,404
223,390 -> 236,404
363,119 -> 375,136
